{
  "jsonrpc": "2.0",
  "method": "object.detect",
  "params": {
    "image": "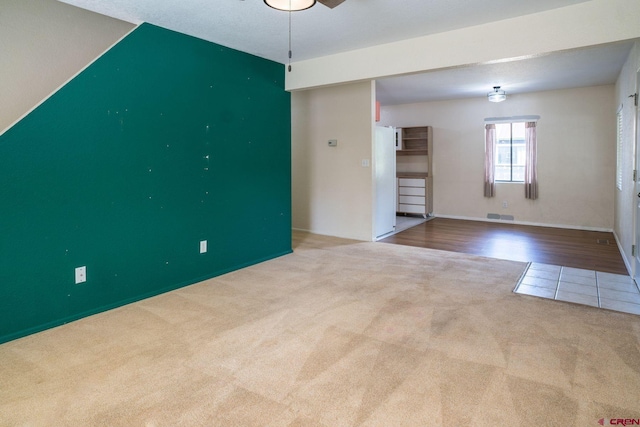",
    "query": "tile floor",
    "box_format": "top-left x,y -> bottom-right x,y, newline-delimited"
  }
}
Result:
514,262 -> 640,315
